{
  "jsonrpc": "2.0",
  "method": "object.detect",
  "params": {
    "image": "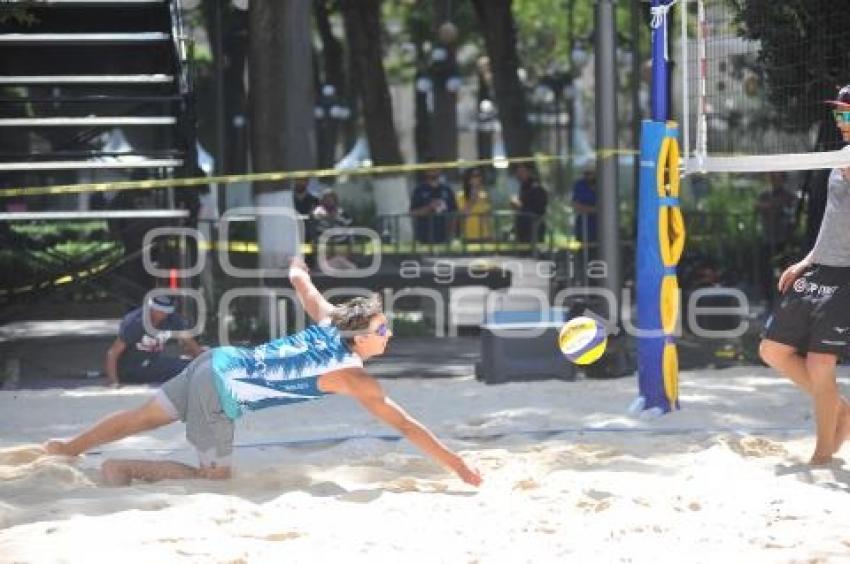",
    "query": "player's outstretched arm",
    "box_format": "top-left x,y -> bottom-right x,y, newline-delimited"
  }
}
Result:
338,370 -> 482,486
288,256 -> 335,322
